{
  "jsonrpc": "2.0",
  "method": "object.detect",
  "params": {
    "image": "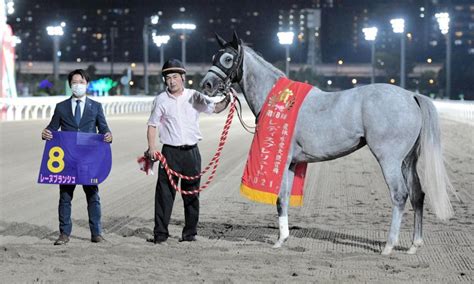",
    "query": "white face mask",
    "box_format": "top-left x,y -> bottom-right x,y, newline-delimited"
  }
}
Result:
71,83 -> 87,97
